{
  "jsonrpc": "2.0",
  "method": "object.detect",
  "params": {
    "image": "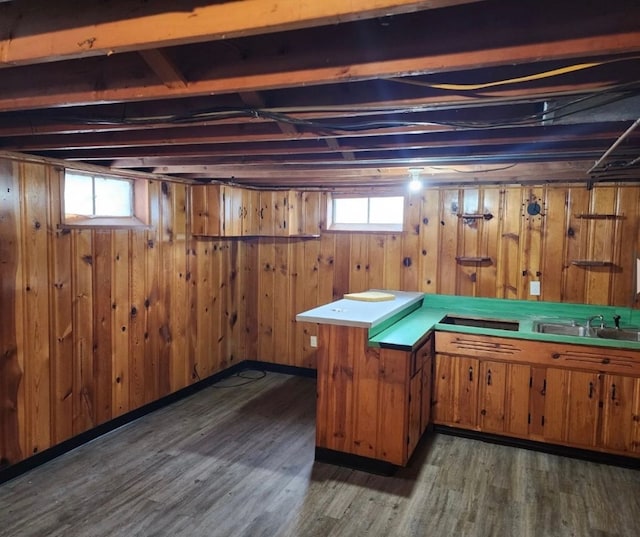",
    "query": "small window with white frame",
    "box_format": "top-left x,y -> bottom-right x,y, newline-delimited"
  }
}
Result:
328,194 -> 404,232
62,170 -> 149,227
